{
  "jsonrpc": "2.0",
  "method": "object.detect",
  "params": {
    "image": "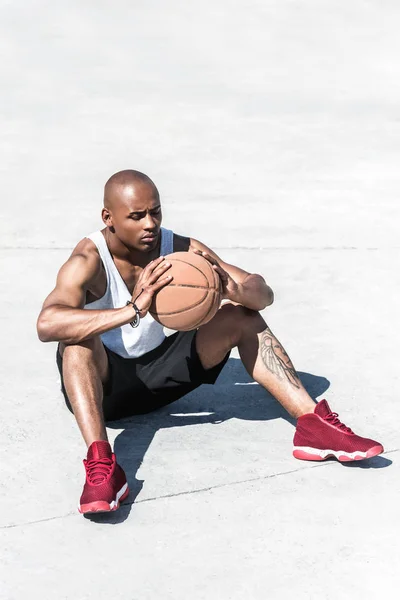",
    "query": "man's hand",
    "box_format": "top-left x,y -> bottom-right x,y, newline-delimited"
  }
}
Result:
190,238 -> 273,310
131,256 -> 173,317
192,249 -> 242,303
